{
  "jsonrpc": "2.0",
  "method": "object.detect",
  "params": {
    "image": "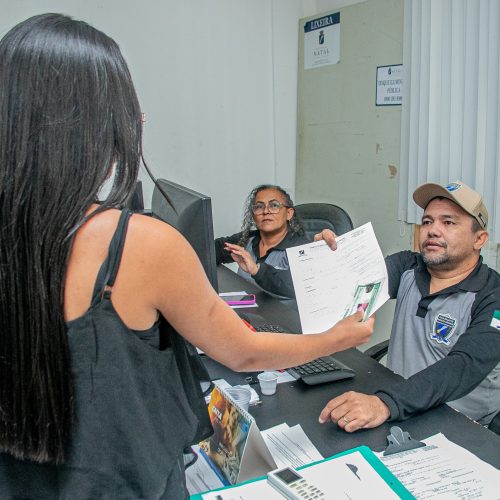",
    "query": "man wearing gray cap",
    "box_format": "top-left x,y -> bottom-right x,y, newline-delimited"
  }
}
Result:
318,181 -> 500,432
